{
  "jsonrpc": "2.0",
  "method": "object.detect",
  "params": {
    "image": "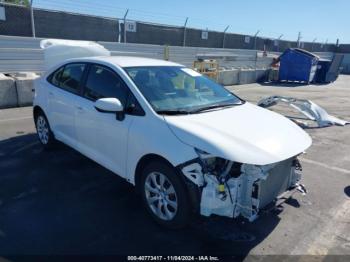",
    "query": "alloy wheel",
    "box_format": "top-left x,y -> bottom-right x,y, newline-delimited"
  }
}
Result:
144,172 -> 178,221
36,115 -> 49,145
